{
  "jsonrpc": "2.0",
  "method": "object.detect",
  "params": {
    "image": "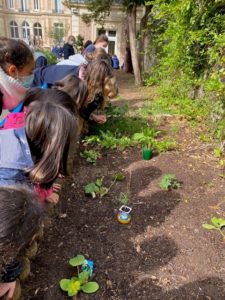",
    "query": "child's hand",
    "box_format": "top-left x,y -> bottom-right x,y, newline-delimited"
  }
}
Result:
92,114 -> 107,124
0,281 -> 16,299
46,192 -> 59,205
